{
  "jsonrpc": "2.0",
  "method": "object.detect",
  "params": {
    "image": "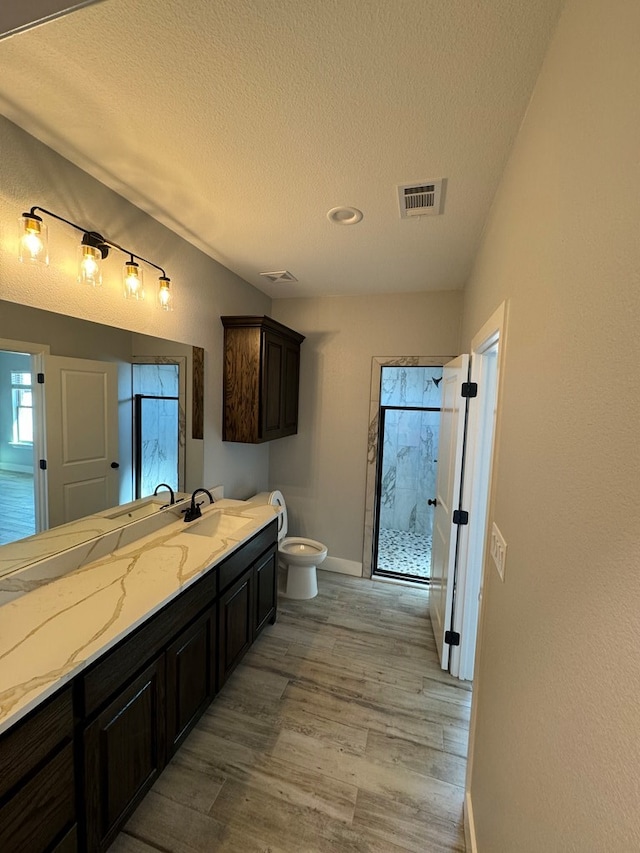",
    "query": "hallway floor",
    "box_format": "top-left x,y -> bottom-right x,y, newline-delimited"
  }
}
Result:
0,471 -> 35,545
376,528 -> 432,580
112,571 -> 470,853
